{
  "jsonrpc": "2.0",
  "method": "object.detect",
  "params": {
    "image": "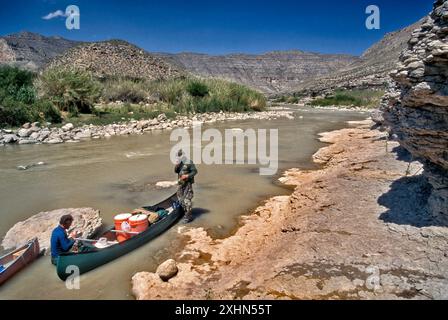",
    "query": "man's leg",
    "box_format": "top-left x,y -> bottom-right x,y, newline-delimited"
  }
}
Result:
182,183 -> 194,222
